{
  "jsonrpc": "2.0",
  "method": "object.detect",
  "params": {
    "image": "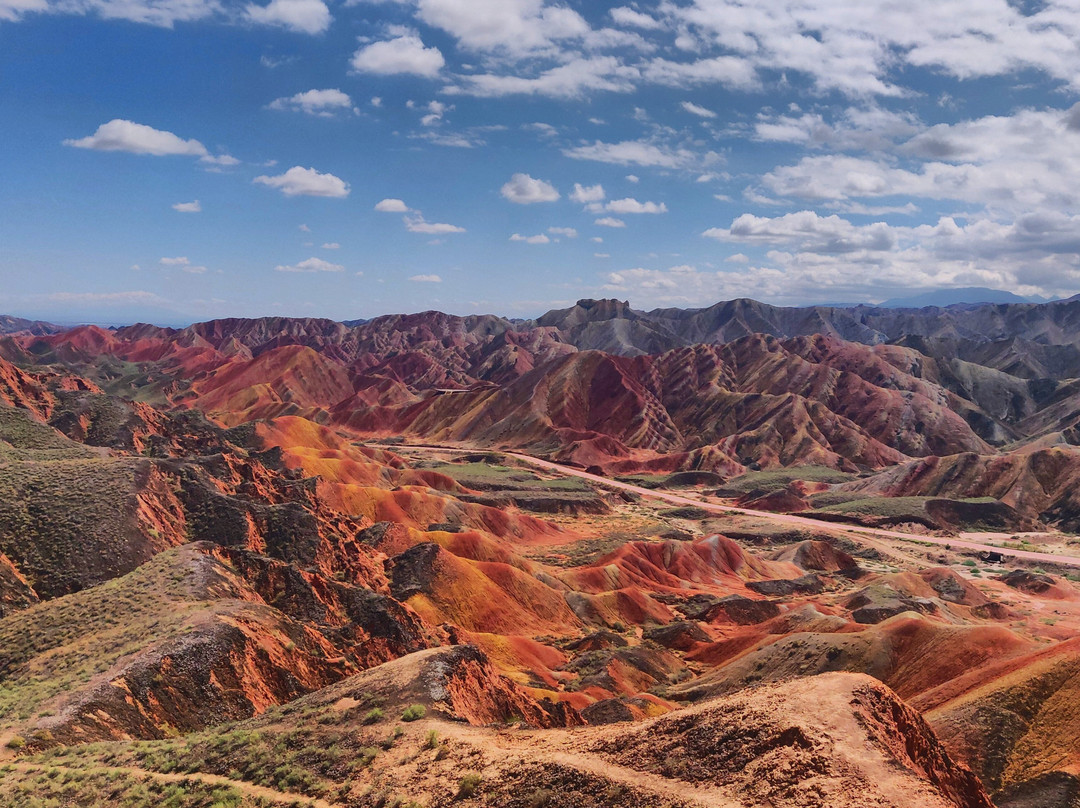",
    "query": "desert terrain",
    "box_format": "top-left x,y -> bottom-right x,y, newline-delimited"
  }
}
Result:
6,298 -> 1080,806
